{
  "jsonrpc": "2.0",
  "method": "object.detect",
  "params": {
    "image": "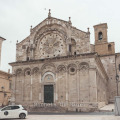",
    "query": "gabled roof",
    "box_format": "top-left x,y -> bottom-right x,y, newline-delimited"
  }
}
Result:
17,15 -> 87,45
32,16 -> 69,31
